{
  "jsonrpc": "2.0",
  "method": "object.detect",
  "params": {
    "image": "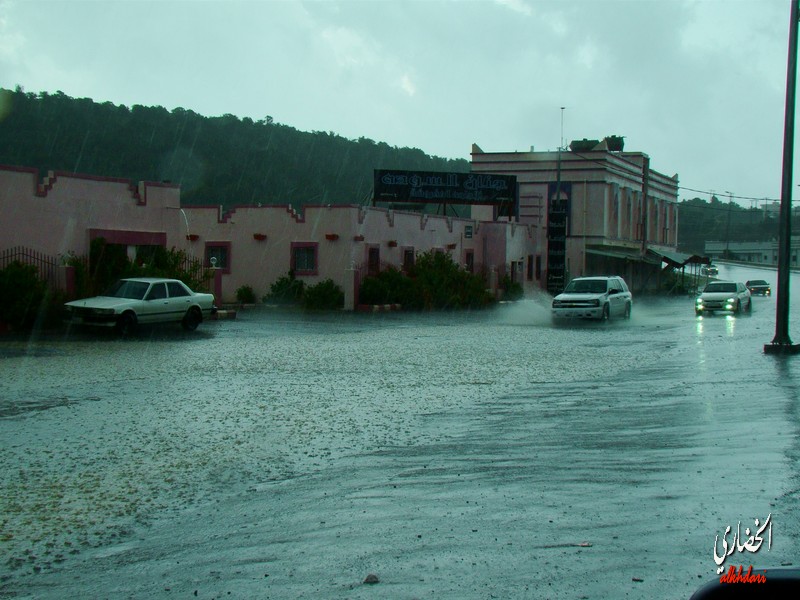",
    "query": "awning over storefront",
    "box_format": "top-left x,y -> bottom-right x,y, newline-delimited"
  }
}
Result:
586,246 -> 661,265
647,249 -> 710,268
